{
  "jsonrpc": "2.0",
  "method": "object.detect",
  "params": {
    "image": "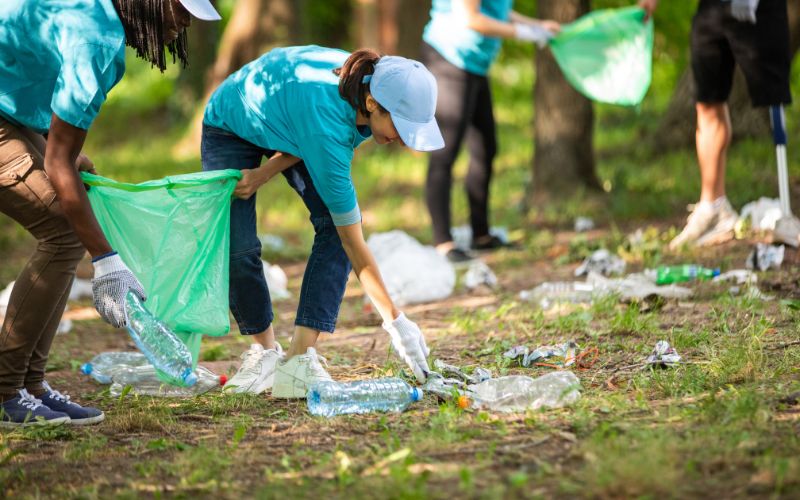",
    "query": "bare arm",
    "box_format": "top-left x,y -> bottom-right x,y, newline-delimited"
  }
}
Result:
335,222 -> 400,324
234,152 -> 300,199
458,0 -> 560,39
44,114 -> 112,257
